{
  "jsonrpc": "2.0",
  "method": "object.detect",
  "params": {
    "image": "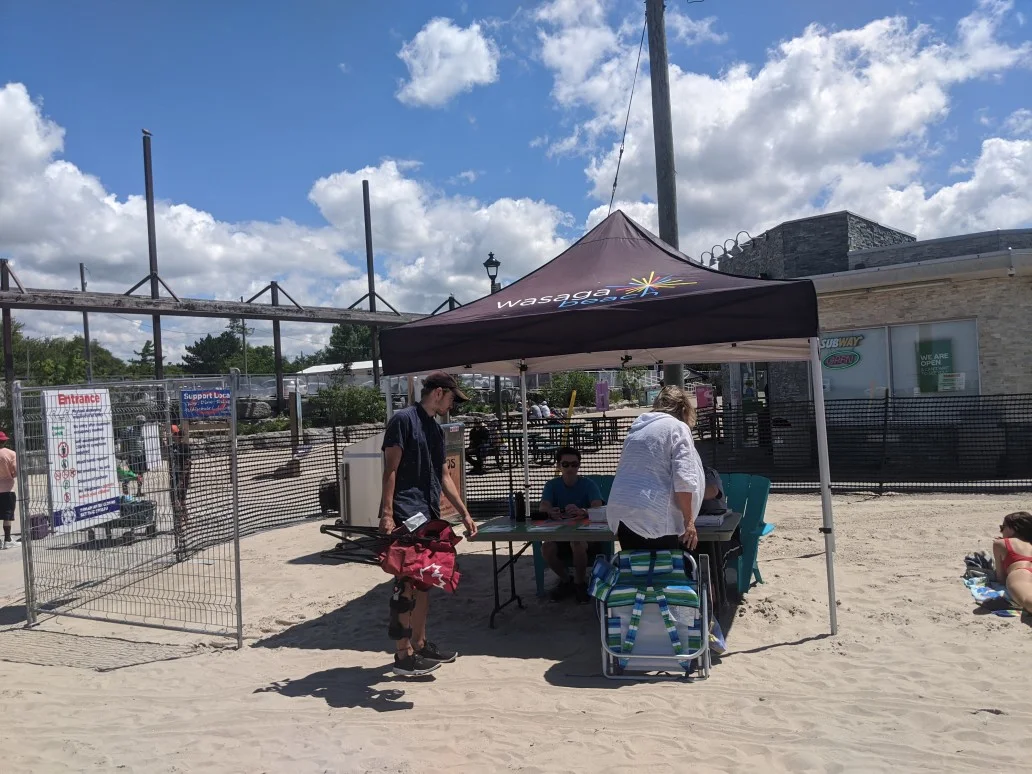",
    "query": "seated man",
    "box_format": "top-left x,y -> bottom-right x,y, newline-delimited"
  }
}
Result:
465,418 -> 492,474
539,446 -> 604,604
700,466 -> 728,514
